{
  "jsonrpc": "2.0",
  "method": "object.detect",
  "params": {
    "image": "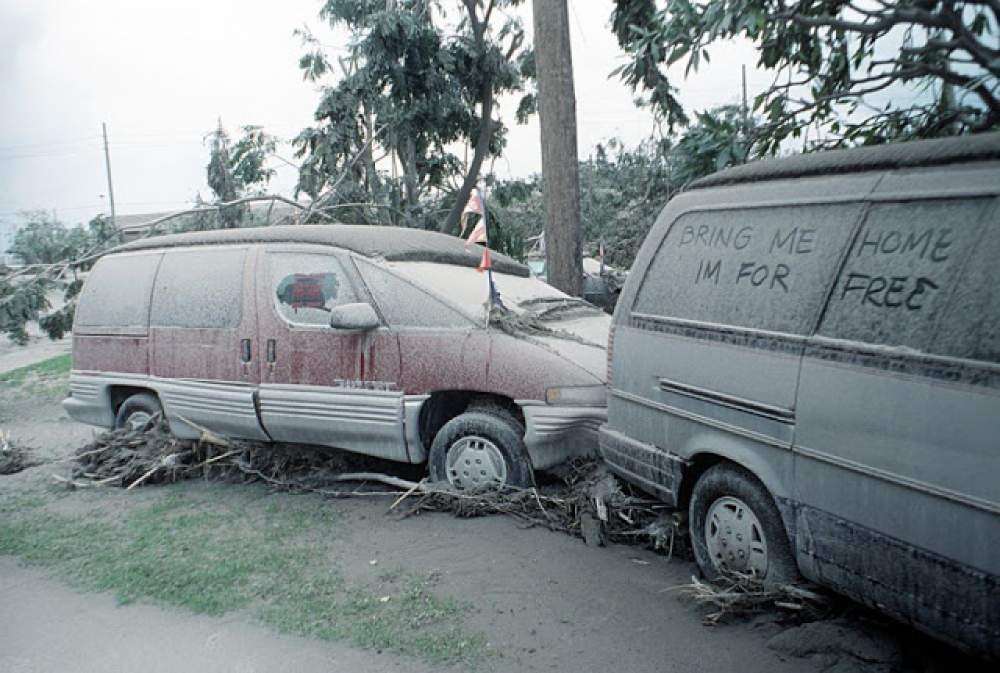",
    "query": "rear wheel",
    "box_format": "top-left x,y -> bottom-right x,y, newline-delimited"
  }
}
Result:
689,462 -> 799,584
428,411 -> 533,489
114,393 -> 162,432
